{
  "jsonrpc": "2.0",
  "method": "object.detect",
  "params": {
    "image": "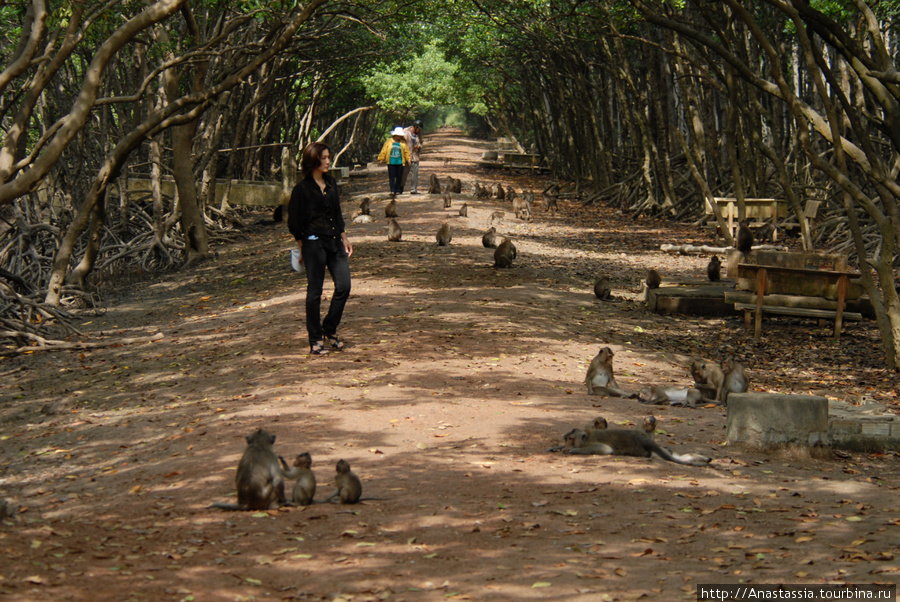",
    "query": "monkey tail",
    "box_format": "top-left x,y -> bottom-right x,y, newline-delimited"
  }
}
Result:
209,502 -> 245,511
649,443 -> 710,466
